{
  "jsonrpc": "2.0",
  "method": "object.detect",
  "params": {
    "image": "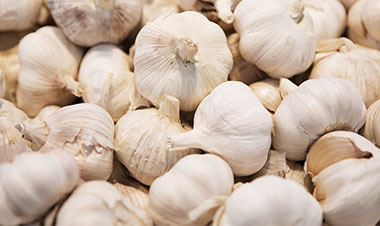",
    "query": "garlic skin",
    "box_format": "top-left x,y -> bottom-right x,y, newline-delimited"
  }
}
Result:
0,99 -> 28,124
113,183 -> 149,209
56,181 -> 153,226
249,79 -> 281,113
273,78 -> 366,161
149,154 -> 234,226
0,151 -> 79,225
306,131 -> 380,226
134,11 -> 233,112
16,103 -> 114,181
115,95 -> 200,185
348,0 -> 380,50
47,0 -> 142,47
16,26 -> 84,117
285,160 -> 314,193
142,0 -> 179,25
169,81 -> 272,176
234,0 -> 316,78
32,105 -> 60,123
213,176 -> 322,226
361,99 -> 380,148
0,0 -> 42,31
